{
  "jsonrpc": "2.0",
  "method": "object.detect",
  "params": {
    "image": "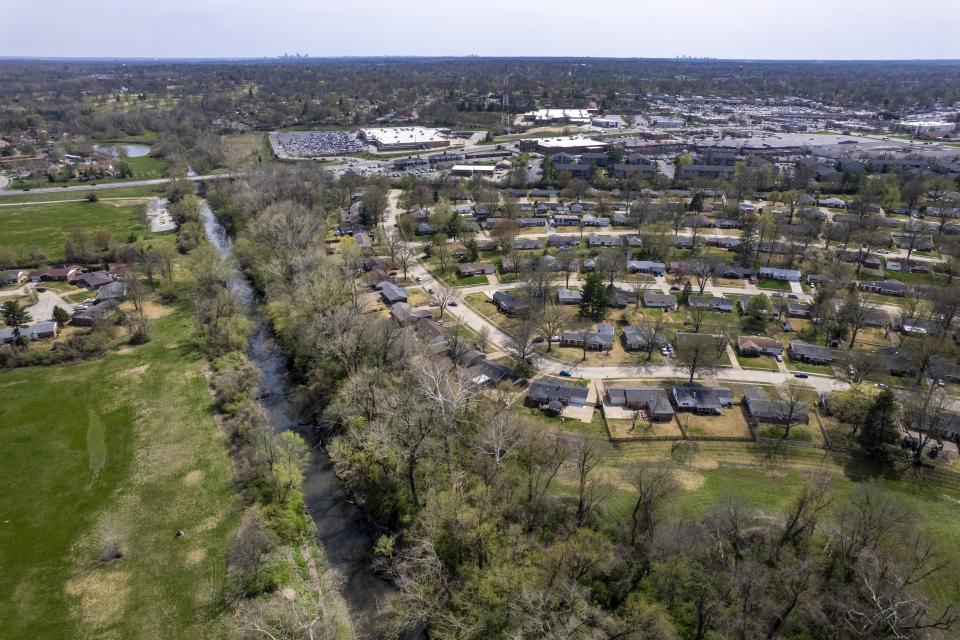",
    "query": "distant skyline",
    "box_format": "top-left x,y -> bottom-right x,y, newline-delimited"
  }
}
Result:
1,0 -> 959,60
